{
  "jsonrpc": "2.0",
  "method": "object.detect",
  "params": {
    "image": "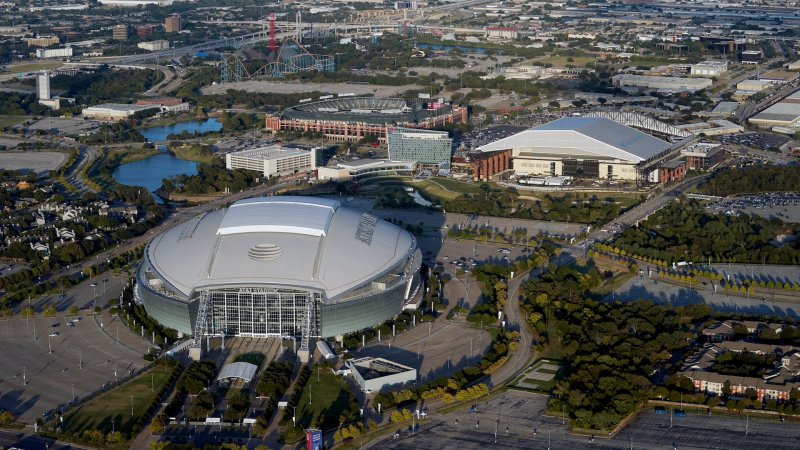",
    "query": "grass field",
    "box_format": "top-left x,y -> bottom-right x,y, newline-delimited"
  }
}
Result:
294,370 -> 354,429
361,176 -> 485,202
544,191 -> 644,208
0,115 -> 31,129
627,56 -> 687,68
534,56 -> 597,67
62,365 -> 173,436
169,144 -> 216,164
7,62 -> 62,74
